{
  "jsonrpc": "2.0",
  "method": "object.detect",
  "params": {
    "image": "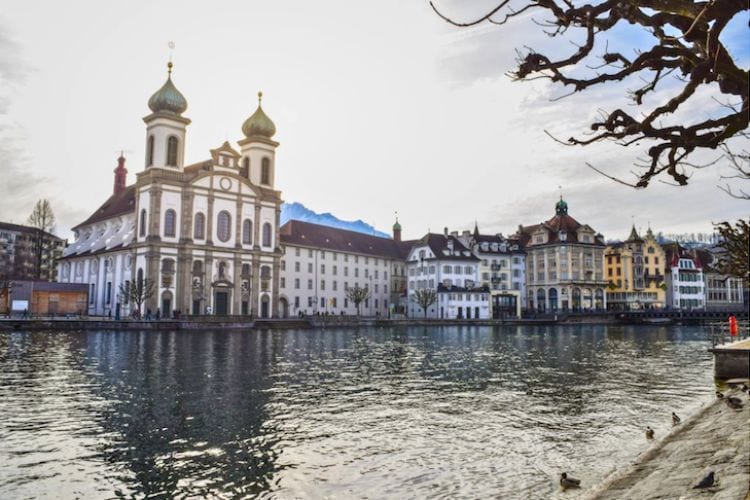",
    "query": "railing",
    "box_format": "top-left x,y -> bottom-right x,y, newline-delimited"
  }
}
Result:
709,320 -> 749,346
